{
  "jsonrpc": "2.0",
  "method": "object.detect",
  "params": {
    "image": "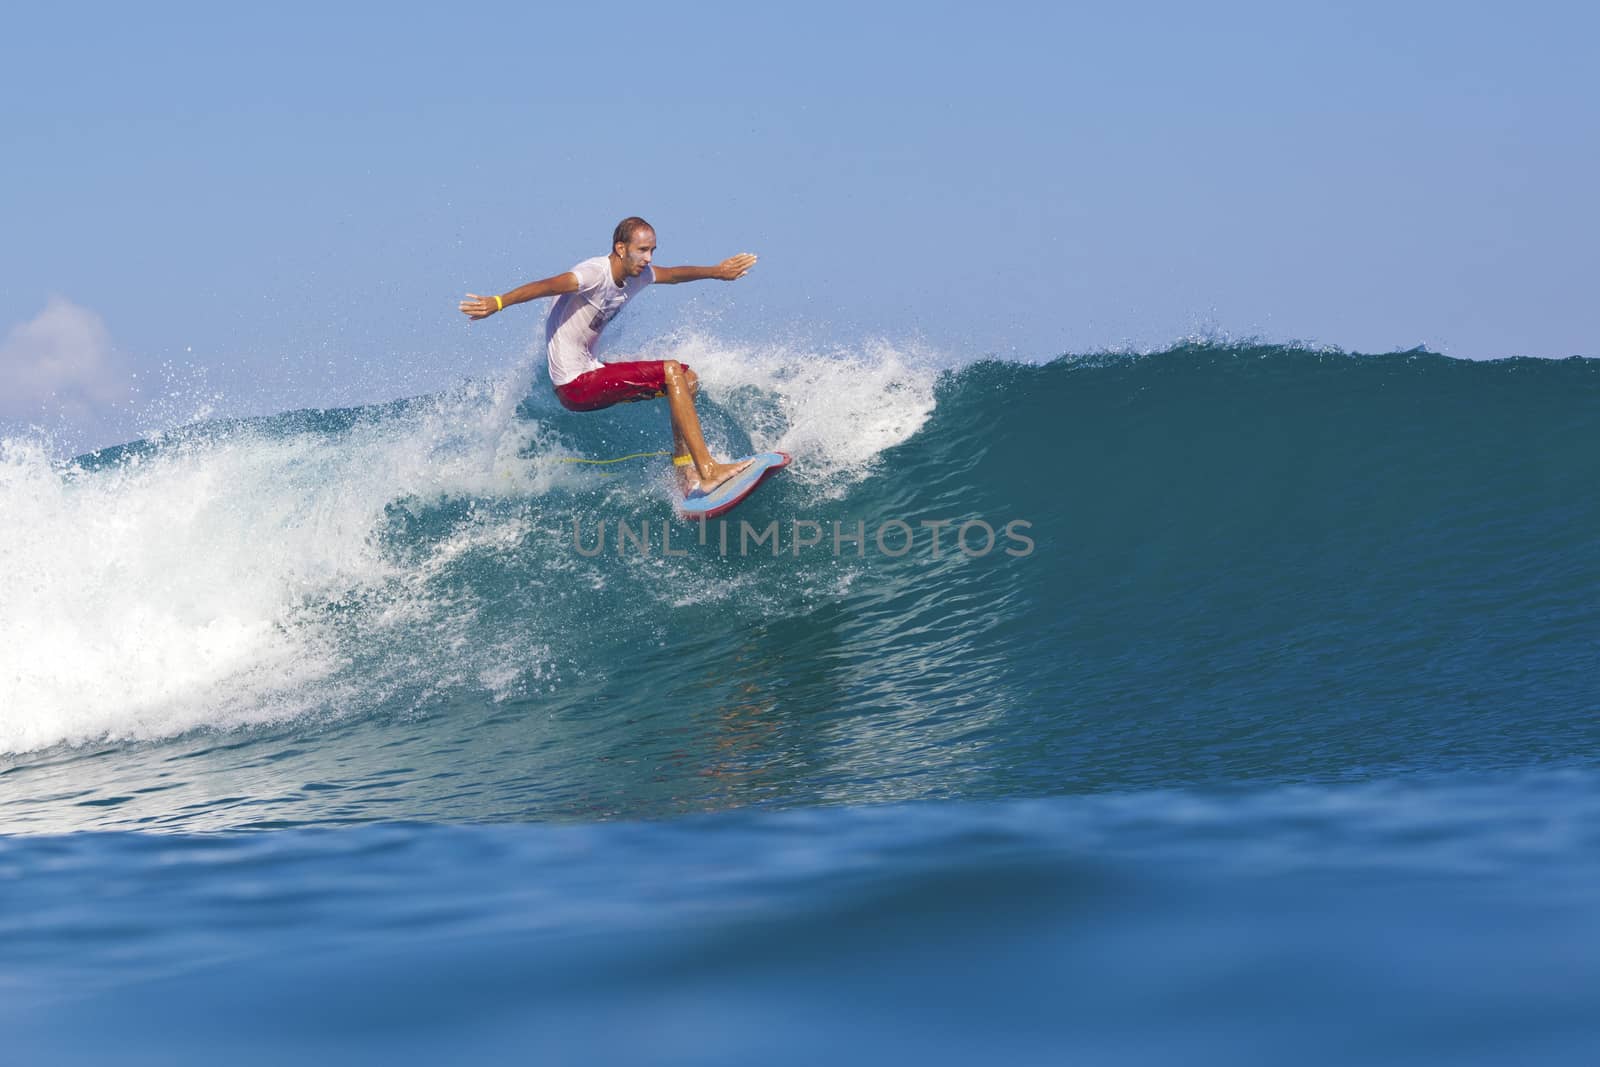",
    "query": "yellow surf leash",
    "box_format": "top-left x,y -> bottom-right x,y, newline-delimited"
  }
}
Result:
555,450 -> 672,466
504,451 -> 672,480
